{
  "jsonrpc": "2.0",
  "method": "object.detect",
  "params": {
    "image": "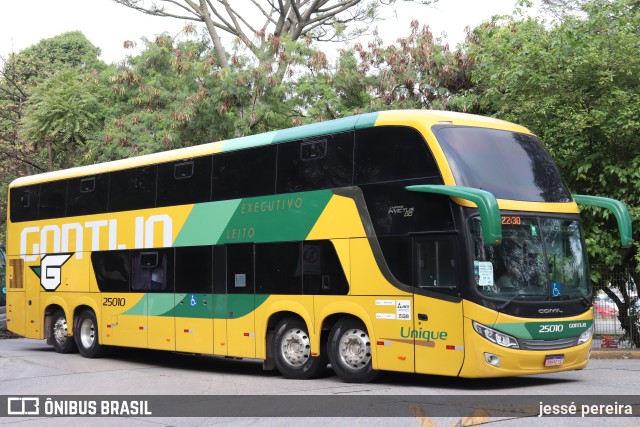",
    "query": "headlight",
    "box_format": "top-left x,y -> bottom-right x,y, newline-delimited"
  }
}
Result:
577,326 -> 593,344
472,321 -> 519,349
